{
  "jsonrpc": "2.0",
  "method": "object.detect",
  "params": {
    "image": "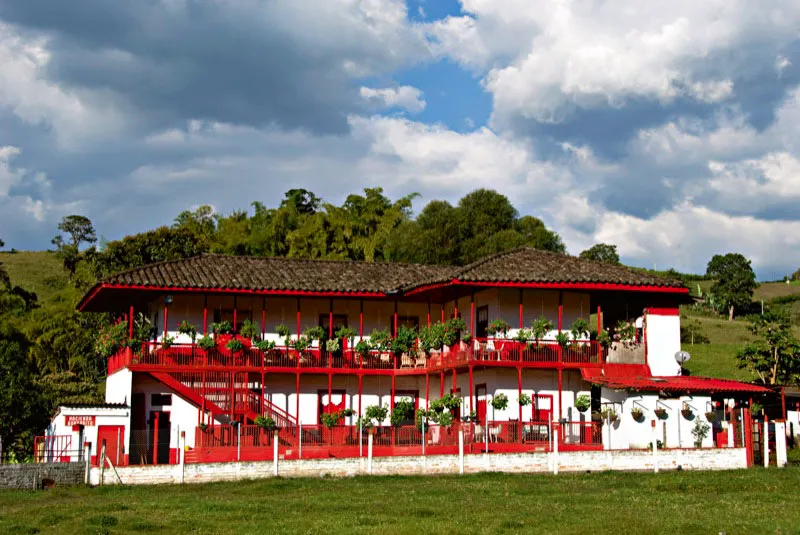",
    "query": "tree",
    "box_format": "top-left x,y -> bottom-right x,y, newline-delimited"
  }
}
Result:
579,243 -> 620,264
736,311 -> 800,385
705,253 -> 758,321
52,215 -> 97,280
0,323 -> 48,459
